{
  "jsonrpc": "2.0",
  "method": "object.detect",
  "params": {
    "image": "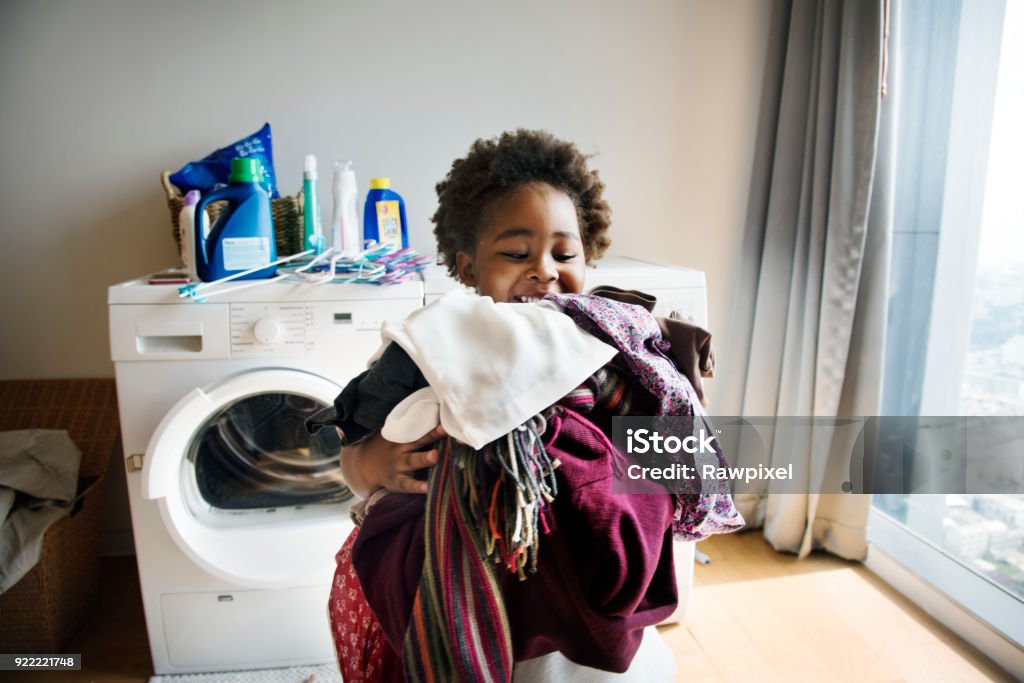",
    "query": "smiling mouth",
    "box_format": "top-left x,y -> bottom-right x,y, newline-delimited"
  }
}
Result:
512,295 -> 544,304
